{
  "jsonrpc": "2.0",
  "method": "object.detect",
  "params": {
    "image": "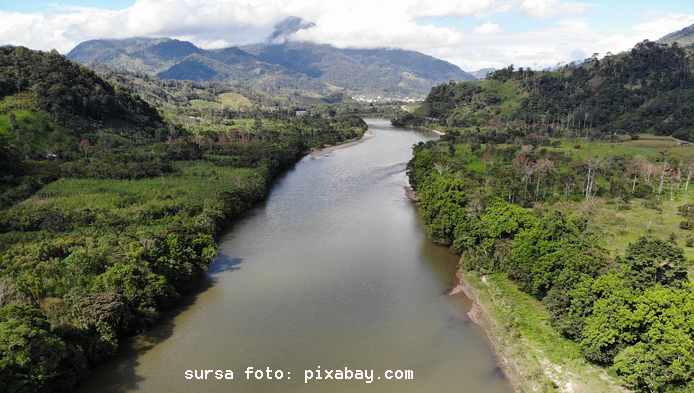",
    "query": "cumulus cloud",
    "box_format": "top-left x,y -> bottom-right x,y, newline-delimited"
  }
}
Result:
0,0 -> 692,73
474,22 -> 502,35
520,0 -> 597,19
